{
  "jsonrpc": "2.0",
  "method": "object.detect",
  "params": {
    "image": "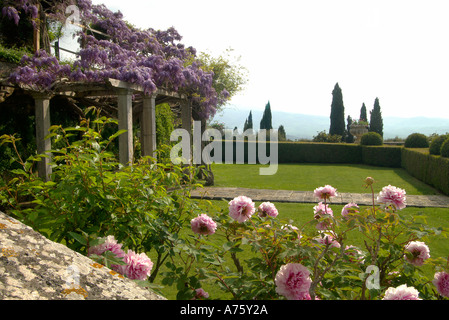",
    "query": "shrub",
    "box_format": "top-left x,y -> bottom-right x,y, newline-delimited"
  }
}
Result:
404,133 -> 429,148
360,132 -> 383,146
312,130 -> 342,143
441,137 -> 449,158
0,113 -> 202,283
429,134 -> 448,155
